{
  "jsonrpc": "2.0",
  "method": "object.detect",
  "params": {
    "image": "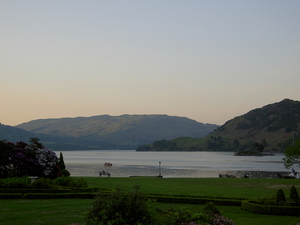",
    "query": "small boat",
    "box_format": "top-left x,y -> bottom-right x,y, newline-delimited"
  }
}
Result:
104,162 -> 112,167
